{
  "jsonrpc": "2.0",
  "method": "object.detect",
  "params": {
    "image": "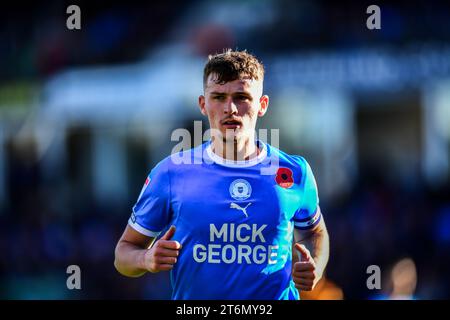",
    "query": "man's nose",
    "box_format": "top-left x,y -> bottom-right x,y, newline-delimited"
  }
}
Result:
224,98 -> 238,115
